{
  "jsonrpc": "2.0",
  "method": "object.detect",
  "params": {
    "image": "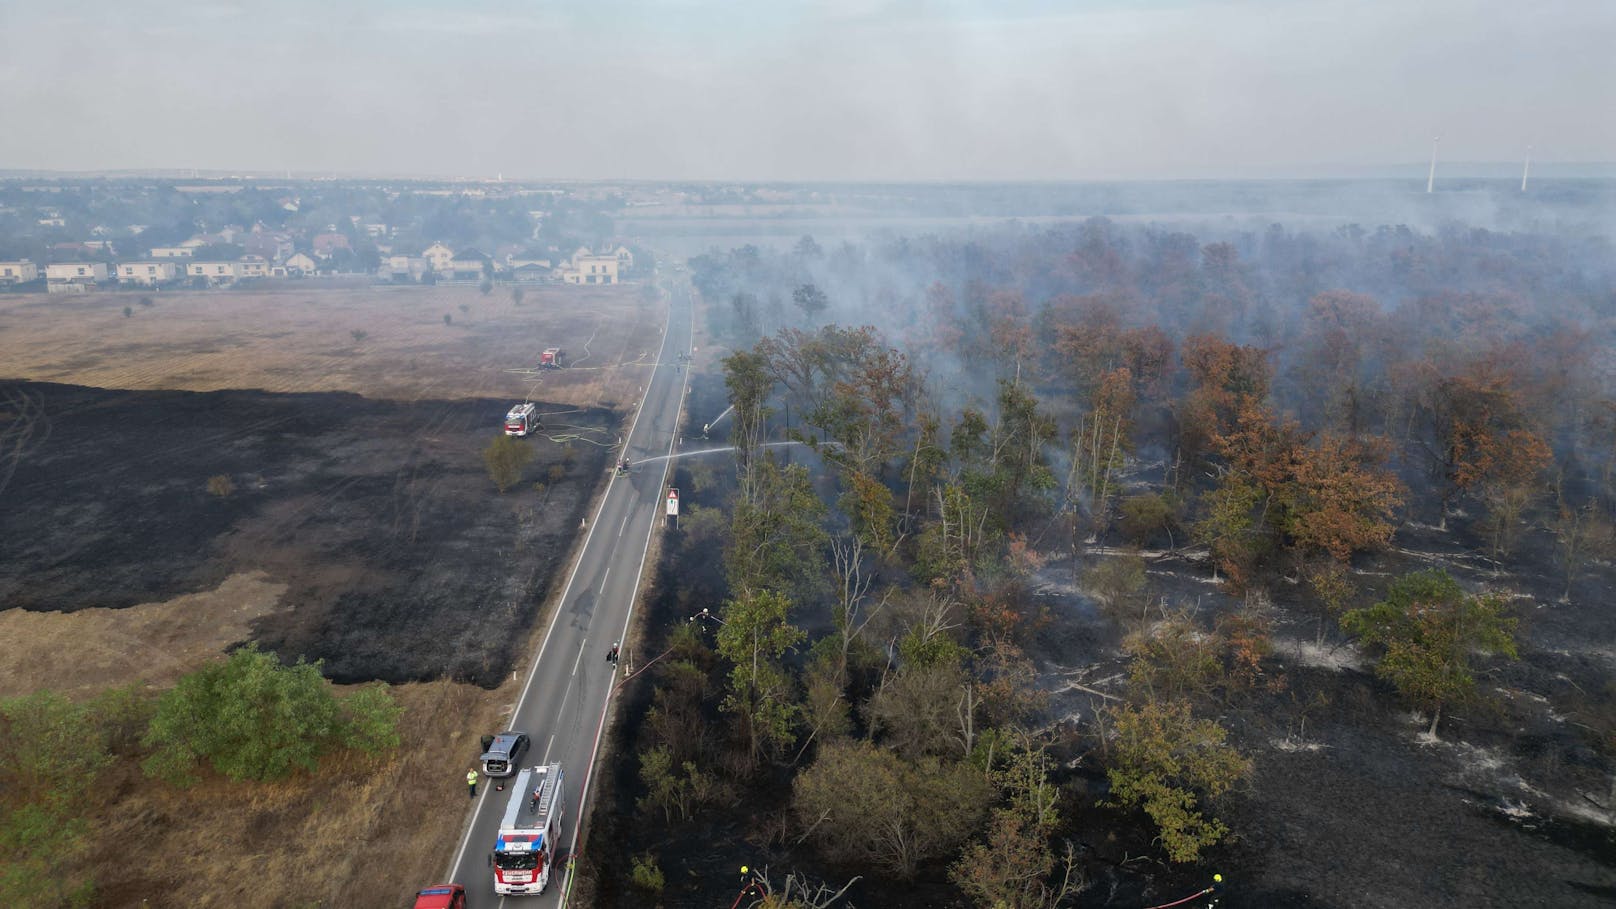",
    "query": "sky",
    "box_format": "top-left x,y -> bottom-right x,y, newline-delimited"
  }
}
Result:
1,0 -> 1612,181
